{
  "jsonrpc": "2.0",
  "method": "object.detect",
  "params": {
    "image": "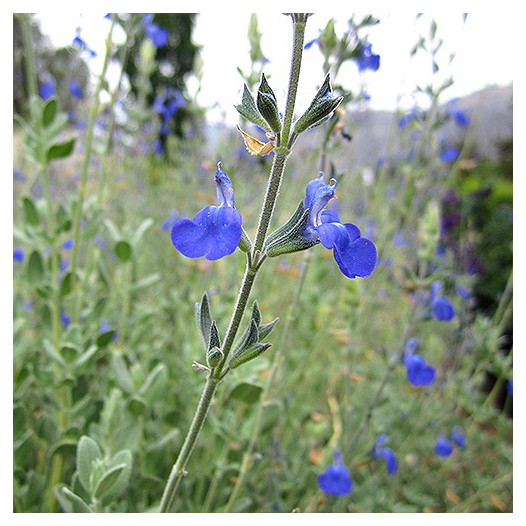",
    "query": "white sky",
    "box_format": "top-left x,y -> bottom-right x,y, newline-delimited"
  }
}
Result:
33,11 -> 514,124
